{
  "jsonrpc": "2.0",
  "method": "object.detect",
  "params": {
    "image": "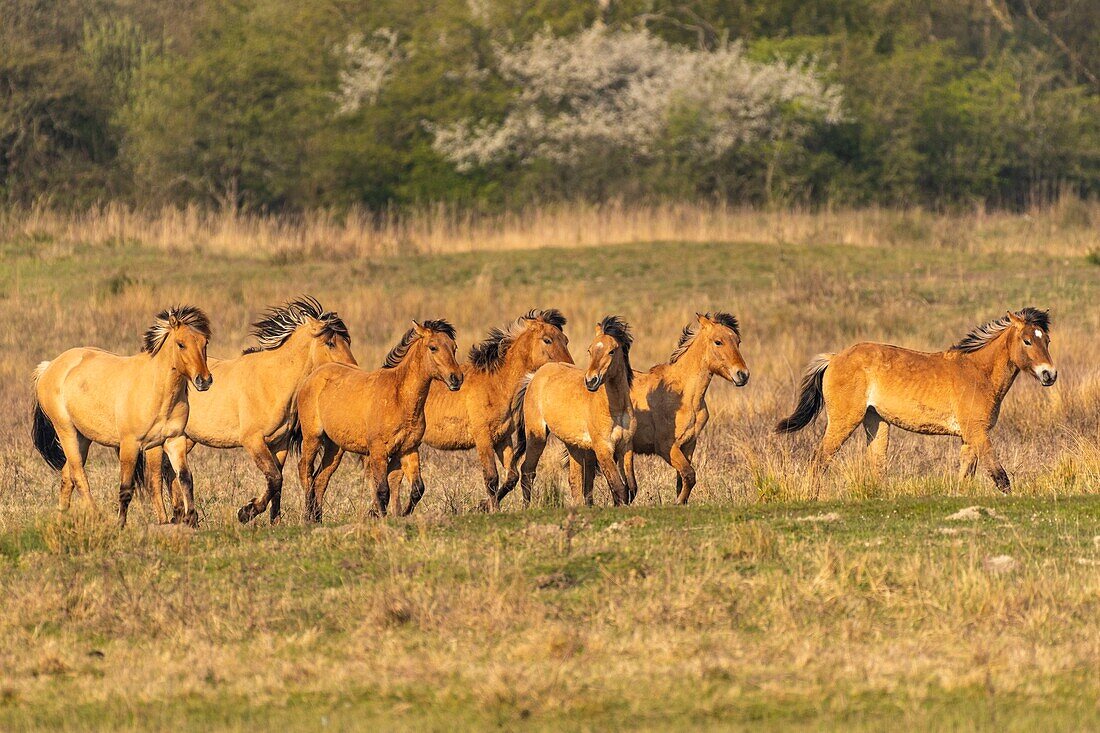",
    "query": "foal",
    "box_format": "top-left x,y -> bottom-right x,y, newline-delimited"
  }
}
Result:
629,313 -> 749,504
394,309 -> 572,512
297,320 -> 463,521
510,316 -> 636,507
151,297 -> 356,525
776,307 -> 1057,493
32,306 -> 212,526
